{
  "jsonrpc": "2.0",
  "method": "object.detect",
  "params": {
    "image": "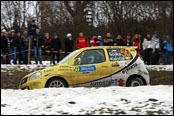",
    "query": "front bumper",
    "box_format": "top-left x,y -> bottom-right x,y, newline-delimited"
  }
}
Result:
19,78 -> 45,90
